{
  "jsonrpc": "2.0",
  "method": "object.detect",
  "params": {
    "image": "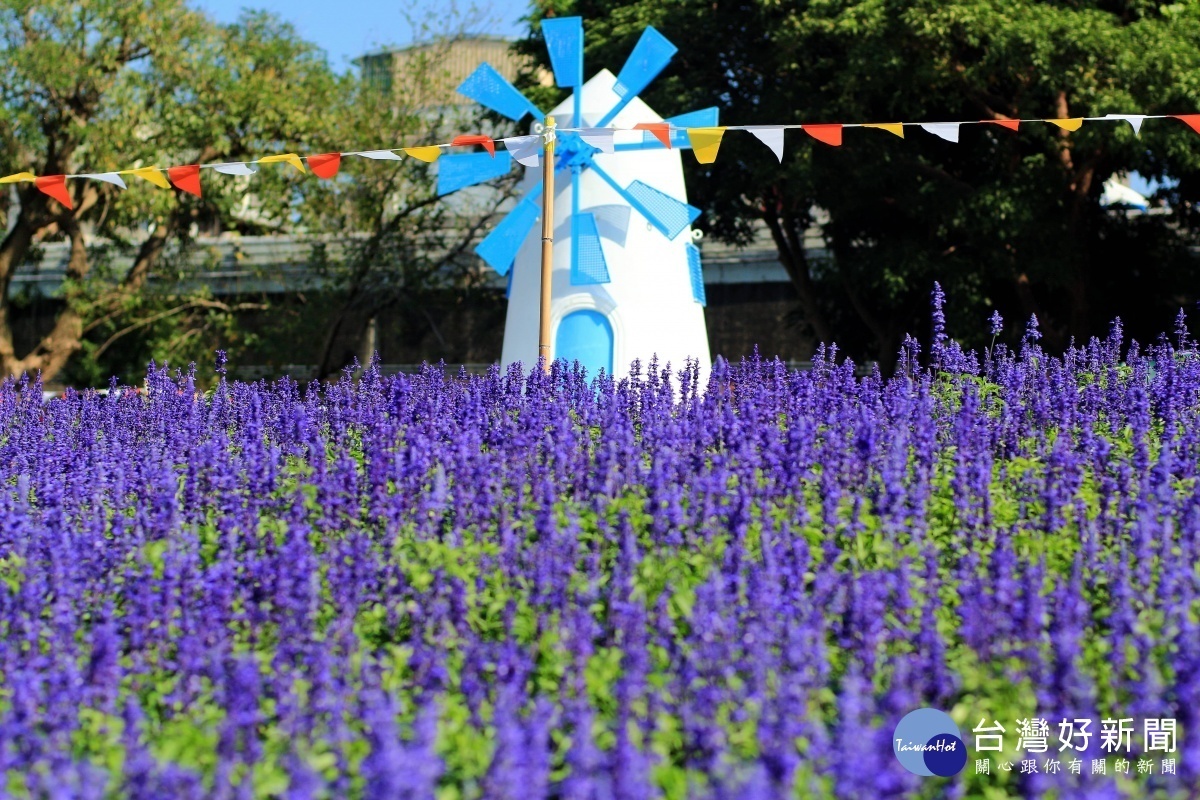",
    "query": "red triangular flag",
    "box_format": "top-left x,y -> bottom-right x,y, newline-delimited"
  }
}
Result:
309,153 -> 342,179
802,124 -> 843,146
451,134 -> 496,156
34,175 -> 72,209
167,165 -> 202,198
1172,115 -> 1200,135
633,122 -> 672,148
984,119 -> 1021,131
